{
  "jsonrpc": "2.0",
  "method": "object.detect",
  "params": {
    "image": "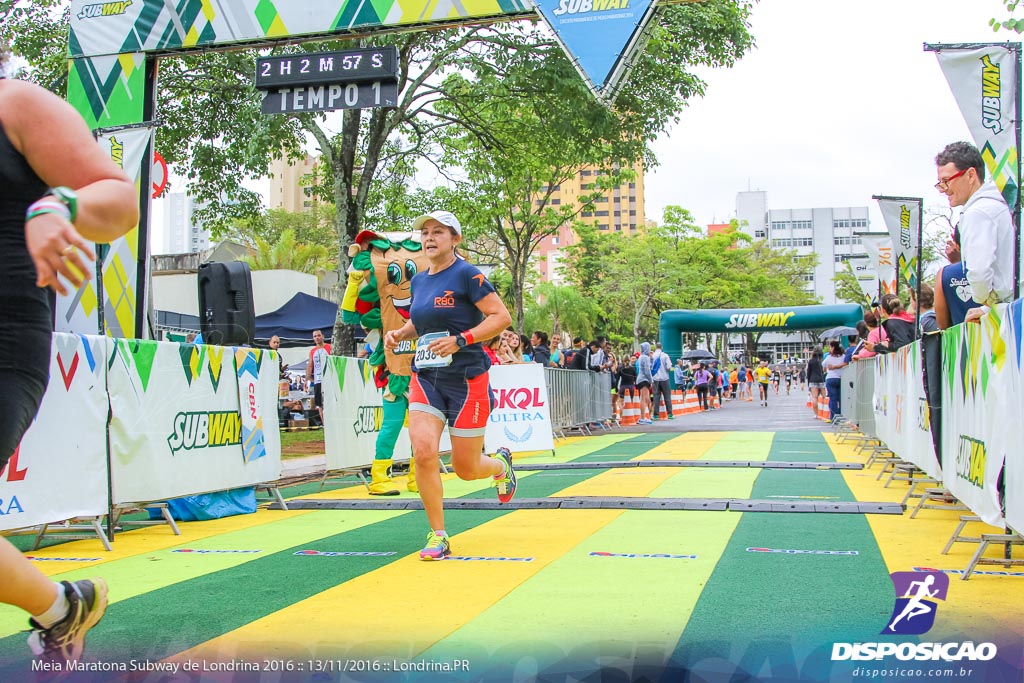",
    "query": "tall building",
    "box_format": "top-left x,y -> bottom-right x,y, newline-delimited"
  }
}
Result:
735,191 -> 870,305
162,191 -> 210,254
535,160 -> 646,283
268,153 -> 319,213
